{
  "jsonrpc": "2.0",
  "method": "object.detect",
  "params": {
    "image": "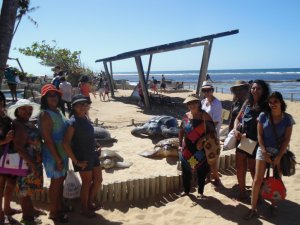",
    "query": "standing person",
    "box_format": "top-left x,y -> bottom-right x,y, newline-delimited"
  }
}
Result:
7,99 -> 43,224
137,81 -> 144,107
160,74 -> 166,93
206,74 -> 213,82
151,76 -> 158,94
178,94 -> 214,198
63,94 -> 102,218
228,81 -> 250,132
244,92 -> 294,219
39,84 -> 69,223
103,79 -> 110,102
59,76 -> 72,116
233,80 -> 270,200
97,77 -> 105,101
52,66 -> 63,89
3,65 -> 18,102
201,81 -> 222,186
0,92 -> 21,223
